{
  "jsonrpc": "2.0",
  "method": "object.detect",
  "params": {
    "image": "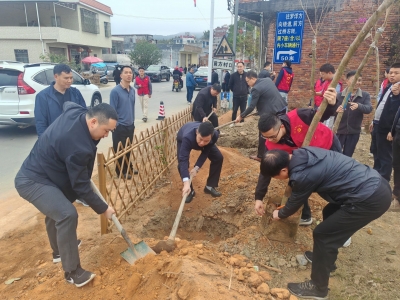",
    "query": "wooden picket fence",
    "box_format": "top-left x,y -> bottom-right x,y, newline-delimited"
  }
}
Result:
97,107 -> 193,234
